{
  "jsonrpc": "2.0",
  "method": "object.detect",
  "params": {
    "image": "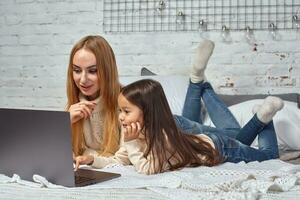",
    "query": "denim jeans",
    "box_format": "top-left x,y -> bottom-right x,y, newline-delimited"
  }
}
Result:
174,81 -> 279,163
